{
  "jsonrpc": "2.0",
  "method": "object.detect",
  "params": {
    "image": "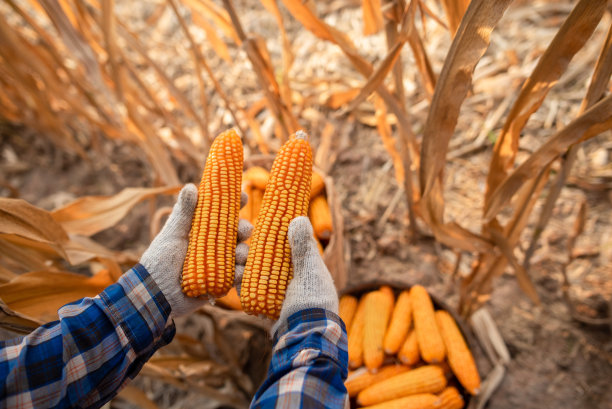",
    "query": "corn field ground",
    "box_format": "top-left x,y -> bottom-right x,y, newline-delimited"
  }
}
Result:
0,0 -> 611,408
